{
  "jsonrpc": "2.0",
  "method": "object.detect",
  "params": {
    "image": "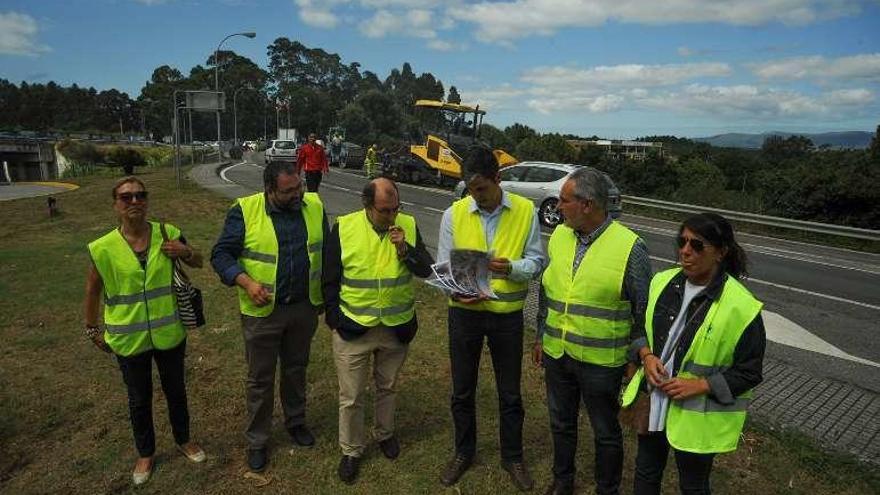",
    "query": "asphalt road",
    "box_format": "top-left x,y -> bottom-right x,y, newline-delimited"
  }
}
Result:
223,154 -> 880,392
